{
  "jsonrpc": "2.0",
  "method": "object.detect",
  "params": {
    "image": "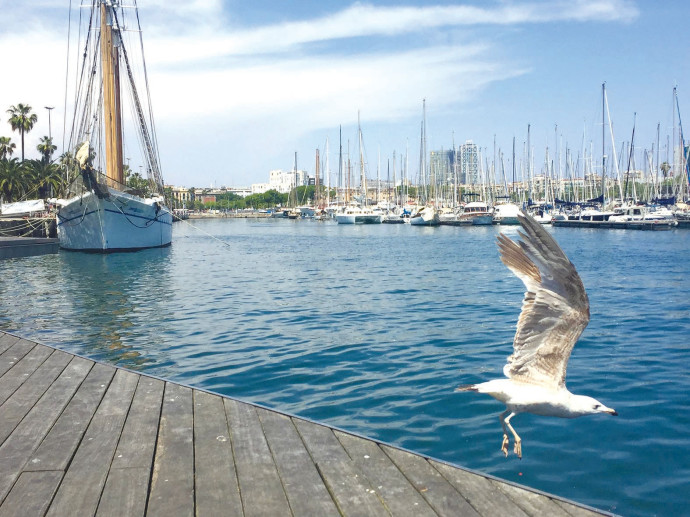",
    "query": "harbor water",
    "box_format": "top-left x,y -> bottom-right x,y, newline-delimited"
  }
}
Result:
1,218 -> 688,516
